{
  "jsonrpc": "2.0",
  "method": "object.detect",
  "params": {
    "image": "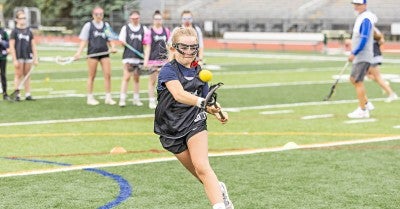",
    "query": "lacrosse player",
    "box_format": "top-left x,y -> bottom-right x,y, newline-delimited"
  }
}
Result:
179,10 -> 204,63
366,27 -> 398,103
154,27 -> 233,209
74,6 -> 117,106
117,10 -> 148,107
0,23 -> 9,100
143,10 -> 170,109
9,10 -> 38,101
347,0 -> 376,119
